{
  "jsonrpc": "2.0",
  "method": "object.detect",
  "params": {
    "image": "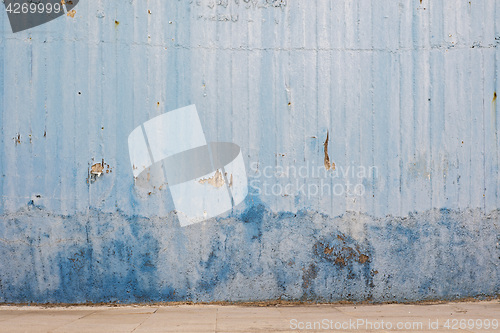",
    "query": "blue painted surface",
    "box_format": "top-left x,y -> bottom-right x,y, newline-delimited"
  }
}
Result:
0,0 -> 499,303
0,203 -> 498,303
